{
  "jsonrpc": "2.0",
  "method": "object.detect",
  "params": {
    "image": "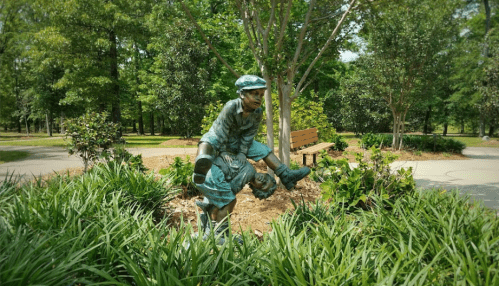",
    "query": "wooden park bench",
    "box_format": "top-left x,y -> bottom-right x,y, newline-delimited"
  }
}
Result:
291,128 -> 335,166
